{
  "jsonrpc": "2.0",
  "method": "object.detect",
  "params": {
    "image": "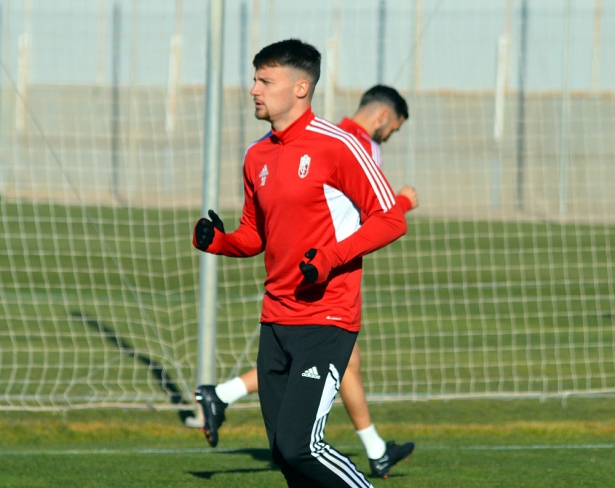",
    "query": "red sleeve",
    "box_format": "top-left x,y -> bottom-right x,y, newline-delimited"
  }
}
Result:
397,193 -> 413,213
192,161 -> 265,258
309,141 -> 407,282
316,203 -> 406,276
